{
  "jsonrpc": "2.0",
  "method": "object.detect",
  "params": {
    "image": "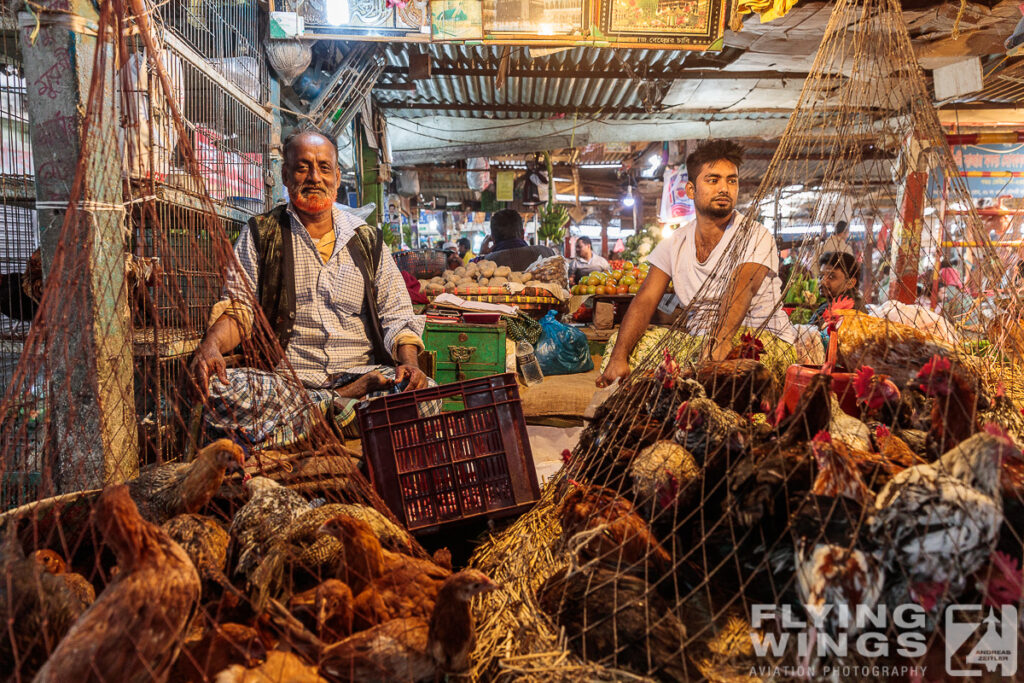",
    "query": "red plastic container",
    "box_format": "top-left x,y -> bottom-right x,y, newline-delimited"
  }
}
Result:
780,331 -> 861,417
356,373 -> 540,533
